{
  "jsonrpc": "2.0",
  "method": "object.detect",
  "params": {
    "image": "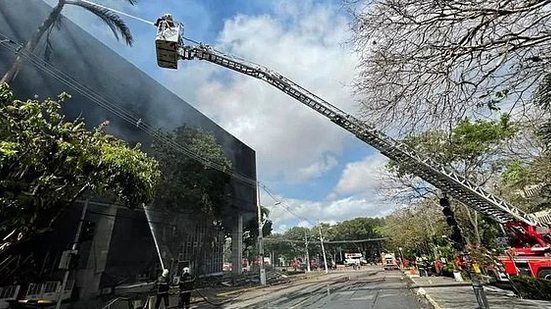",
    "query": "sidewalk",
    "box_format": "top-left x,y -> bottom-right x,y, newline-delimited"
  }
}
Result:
406,273 -> 551,309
